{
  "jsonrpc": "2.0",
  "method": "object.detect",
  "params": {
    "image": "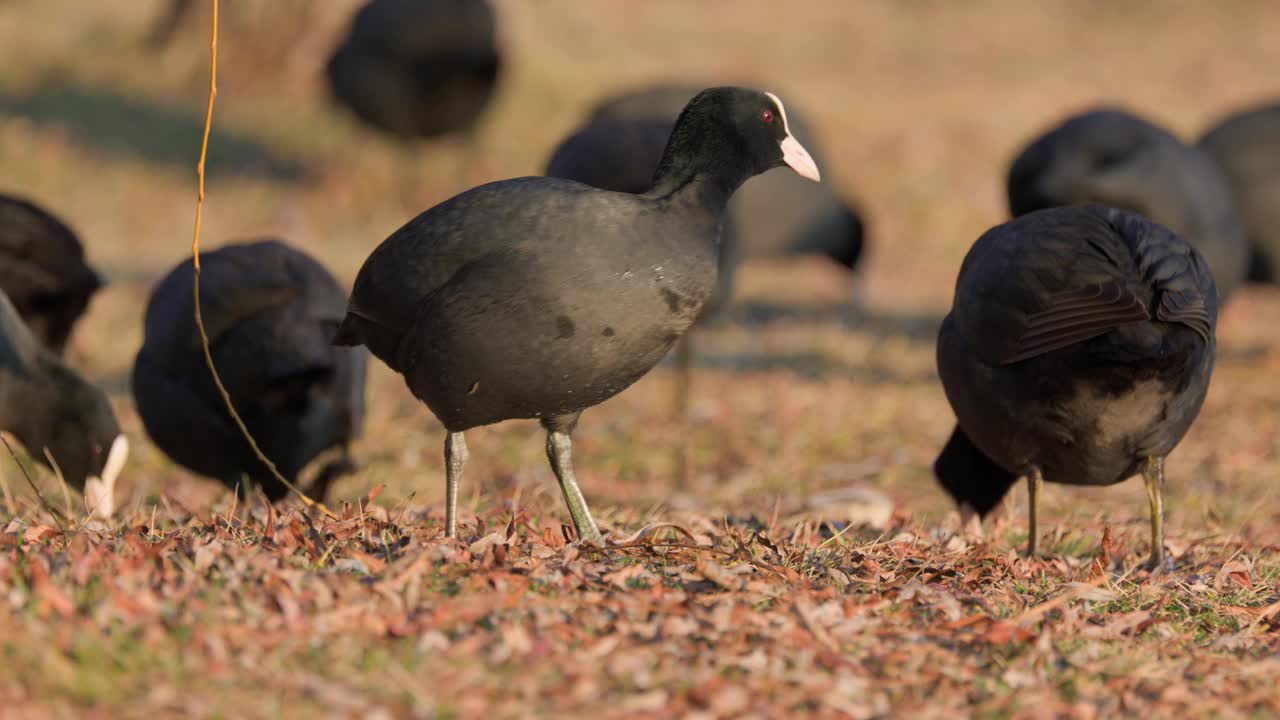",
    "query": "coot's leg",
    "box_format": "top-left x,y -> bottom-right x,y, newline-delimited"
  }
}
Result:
1026,467 -> 1043,557
542,414 -> 604,545
444,431 -> 469,538
674,335 -> 693,488
311,445 -> 357,503
1142,455 -> 1167,571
